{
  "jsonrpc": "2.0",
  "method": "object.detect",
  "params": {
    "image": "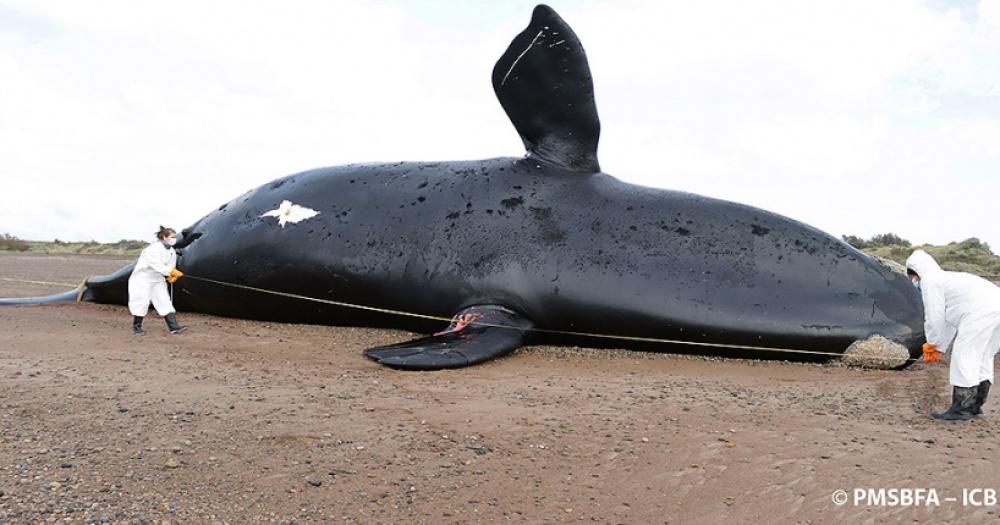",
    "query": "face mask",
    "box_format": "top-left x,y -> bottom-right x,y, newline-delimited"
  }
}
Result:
912,279 -> 920,290
164,237 -> 177,247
